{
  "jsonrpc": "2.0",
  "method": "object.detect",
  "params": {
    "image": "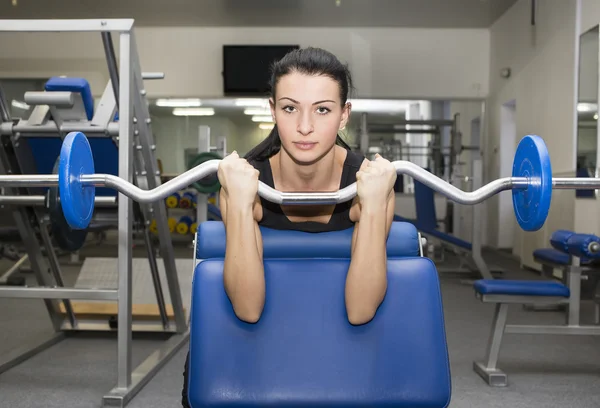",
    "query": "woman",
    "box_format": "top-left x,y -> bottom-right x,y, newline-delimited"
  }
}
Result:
182,47 -> 397,407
